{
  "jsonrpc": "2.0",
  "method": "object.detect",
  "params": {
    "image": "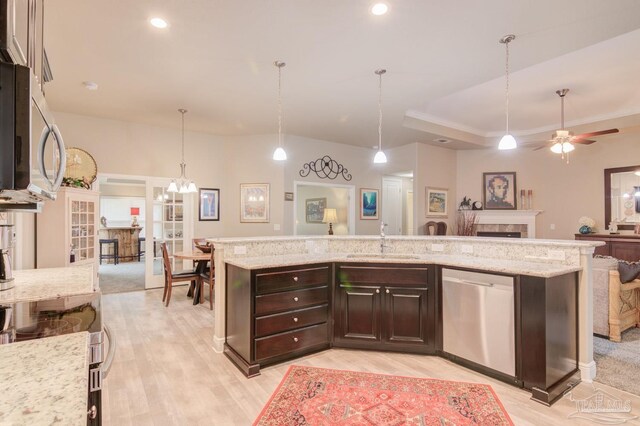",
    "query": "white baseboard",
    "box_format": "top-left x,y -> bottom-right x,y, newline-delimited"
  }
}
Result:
212,335 -> 225,353
579,361 -> 596,382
